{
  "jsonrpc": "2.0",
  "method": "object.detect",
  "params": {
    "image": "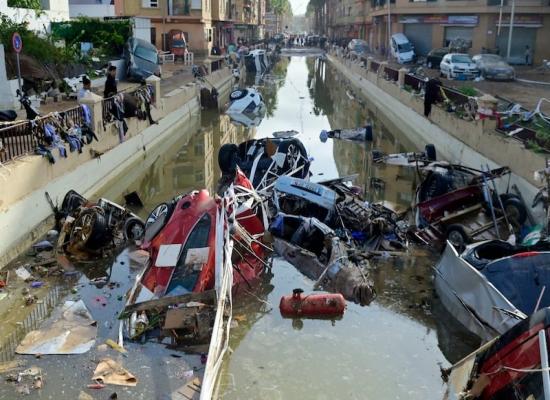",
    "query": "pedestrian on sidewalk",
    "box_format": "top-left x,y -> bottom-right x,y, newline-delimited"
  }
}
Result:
525,45 -> 533,66
103,65 -> 118,98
